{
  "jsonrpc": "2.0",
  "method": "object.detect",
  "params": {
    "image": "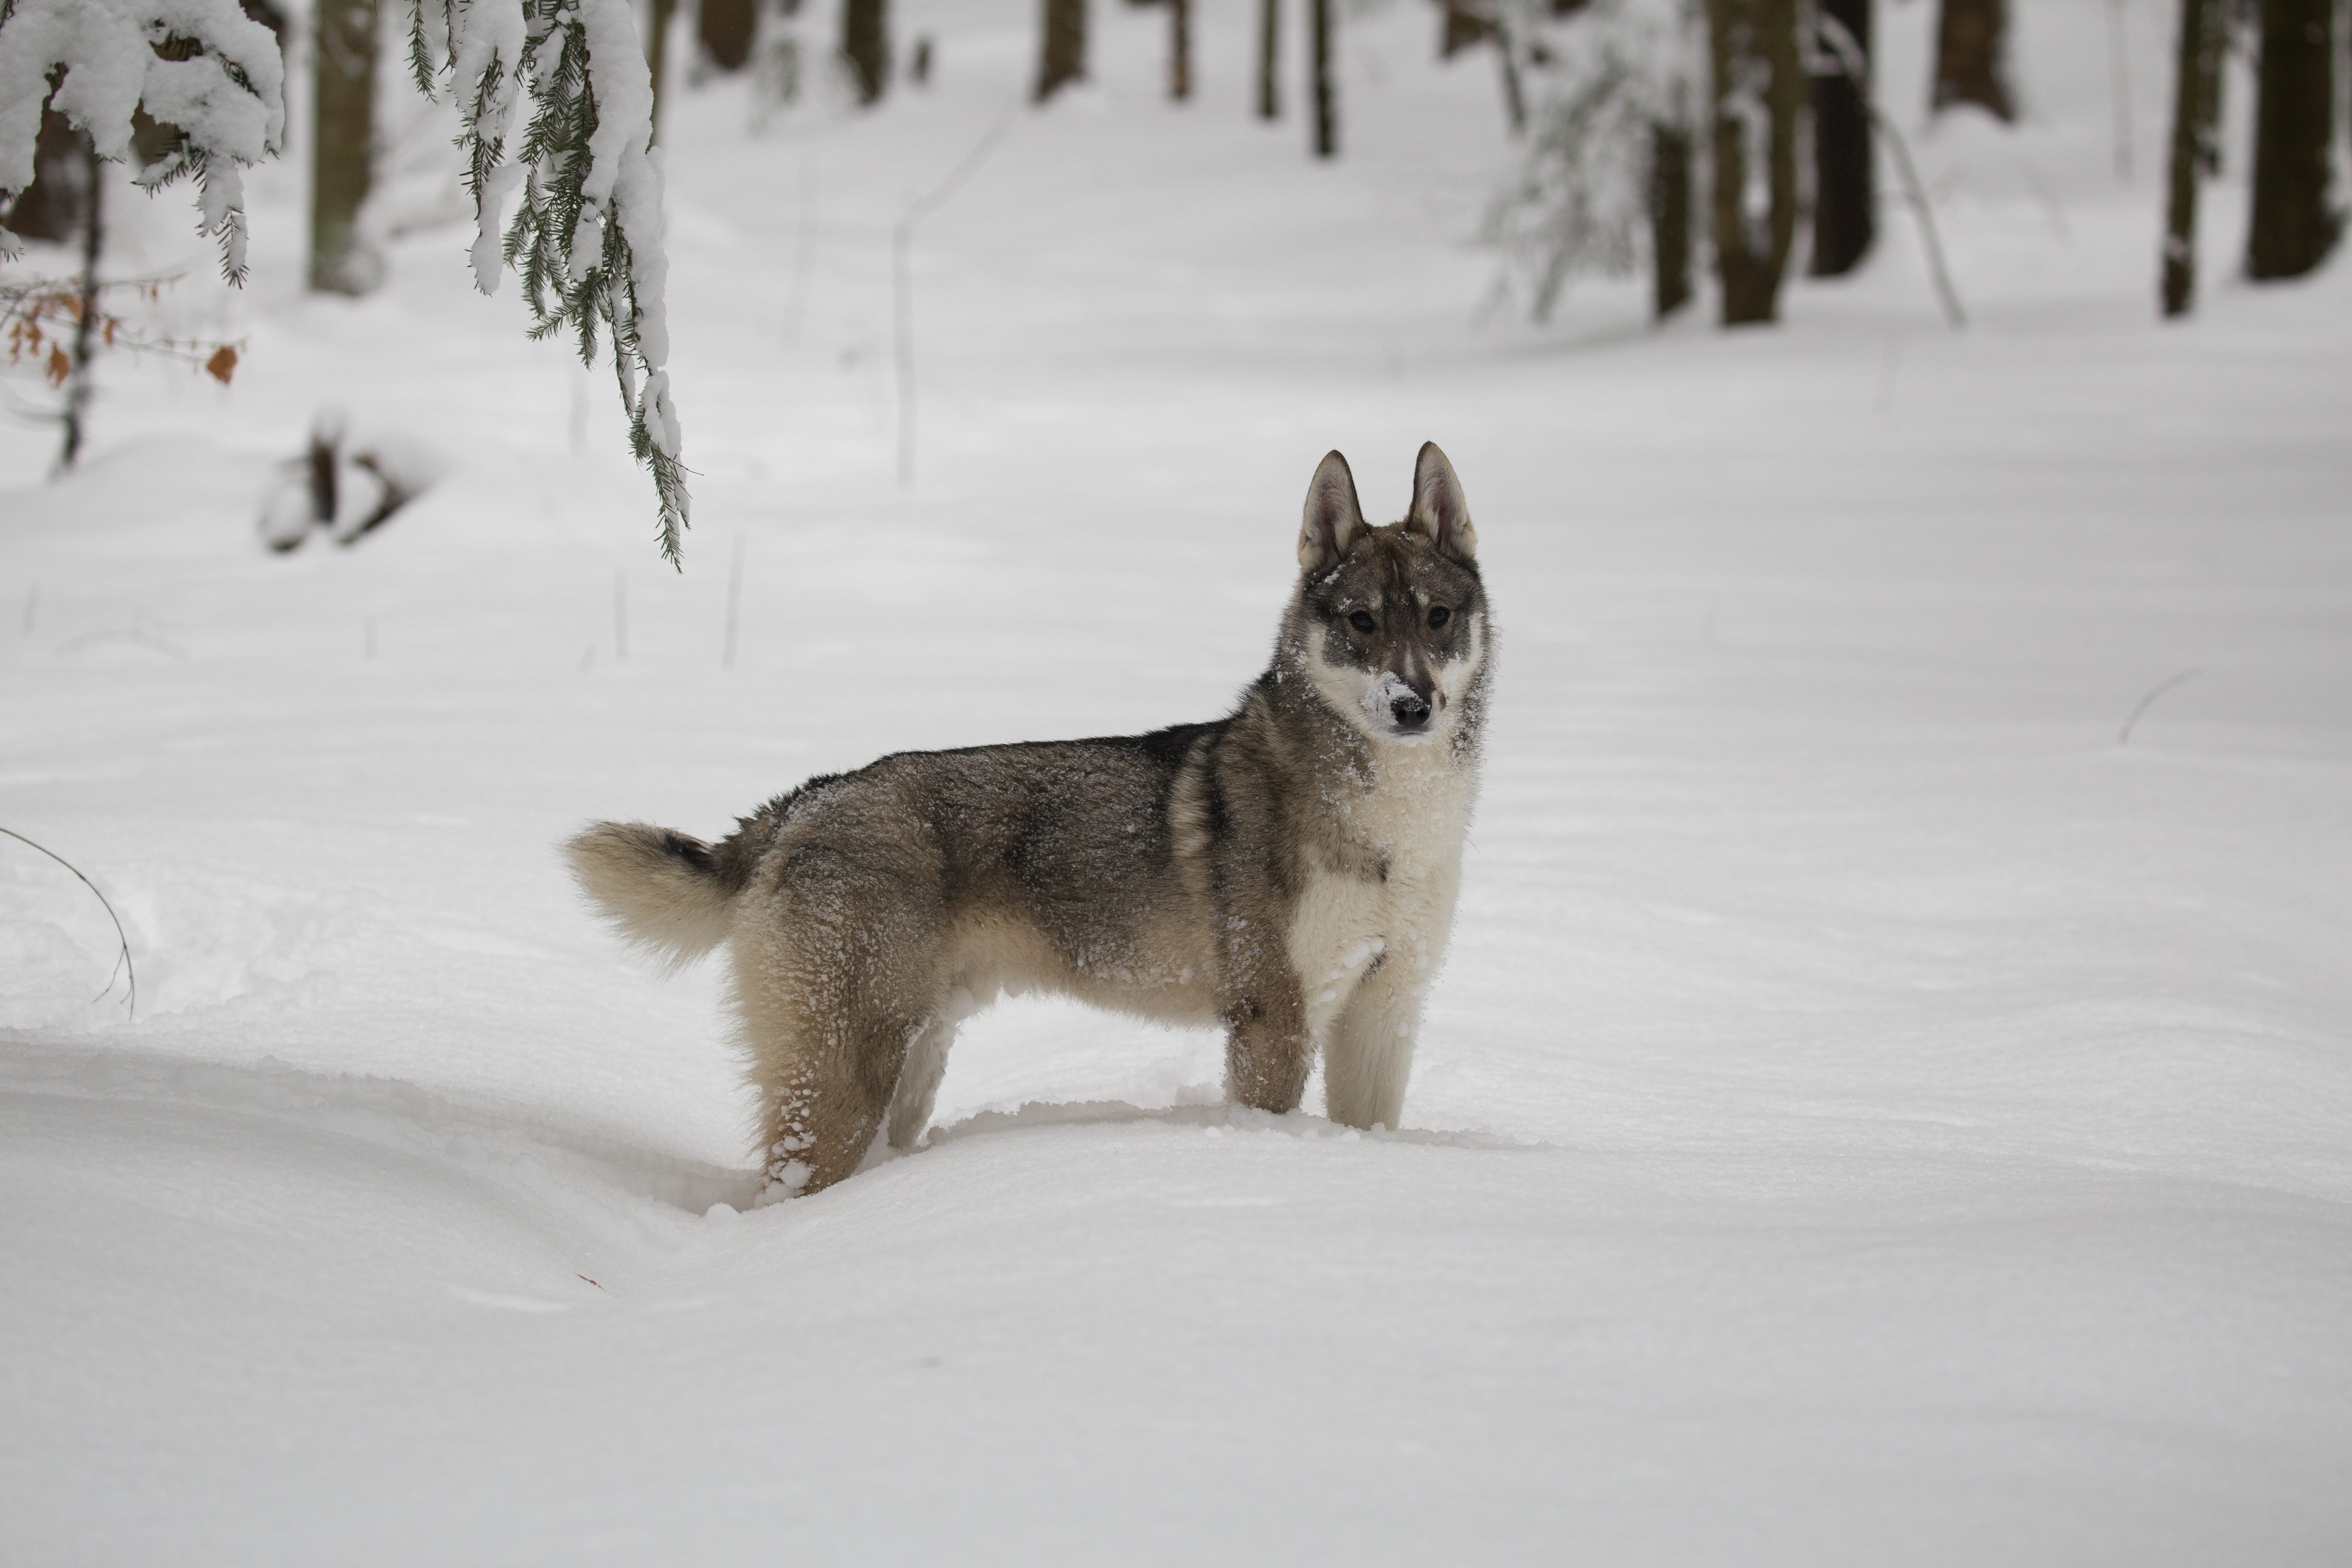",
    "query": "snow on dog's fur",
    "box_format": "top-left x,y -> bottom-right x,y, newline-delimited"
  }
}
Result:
567,443 -> 1492,1199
